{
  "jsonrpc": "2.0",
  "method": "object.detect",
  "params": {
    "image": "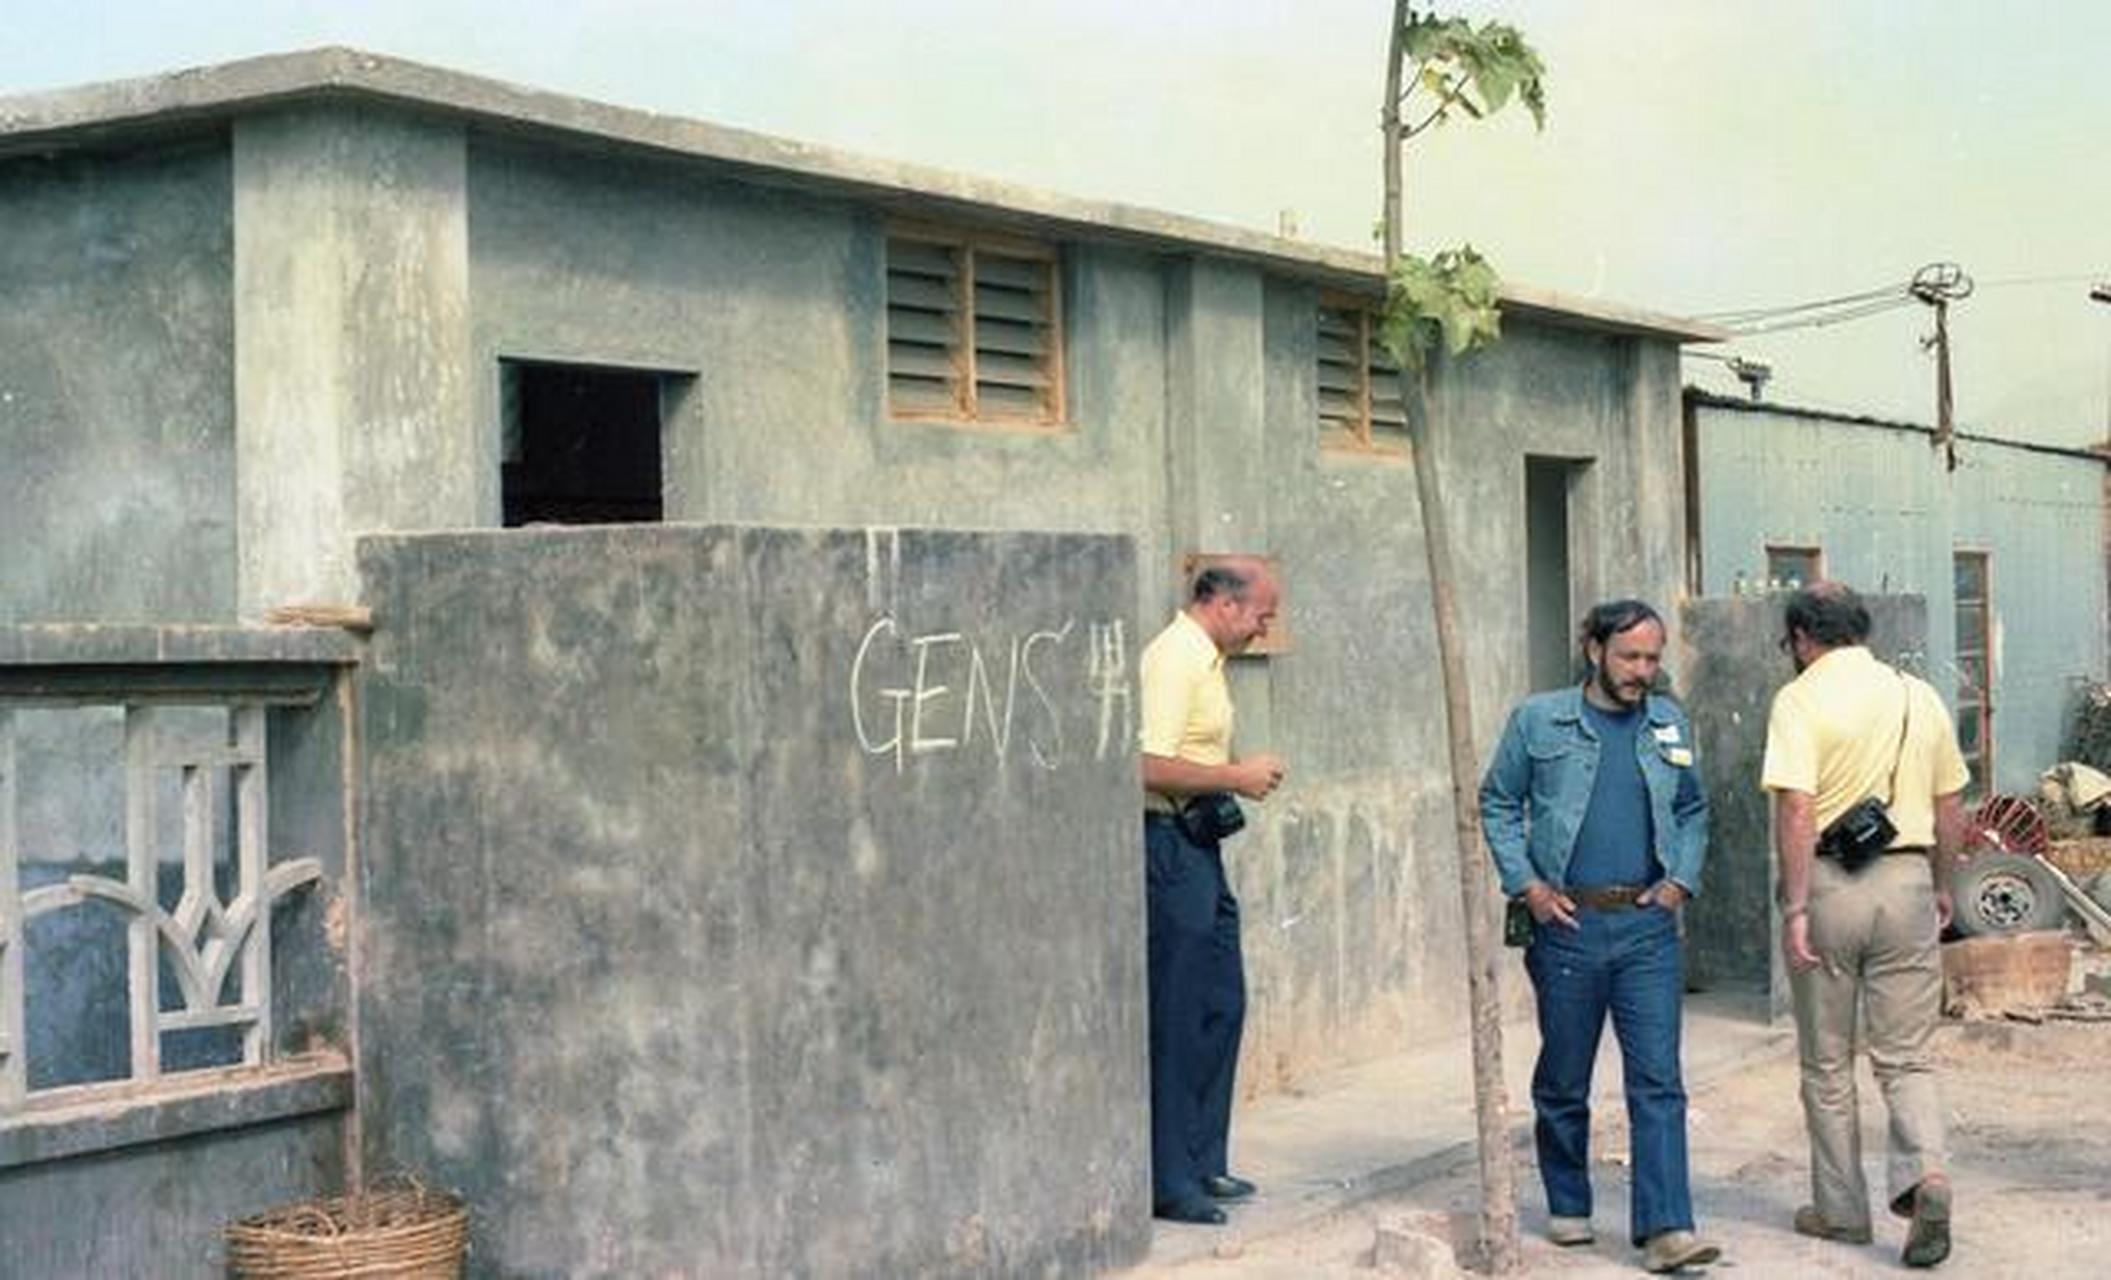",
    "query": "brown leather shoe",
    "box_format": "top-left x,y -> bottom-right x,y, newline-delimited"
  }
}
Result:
1792,1205 -> 1873,1245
